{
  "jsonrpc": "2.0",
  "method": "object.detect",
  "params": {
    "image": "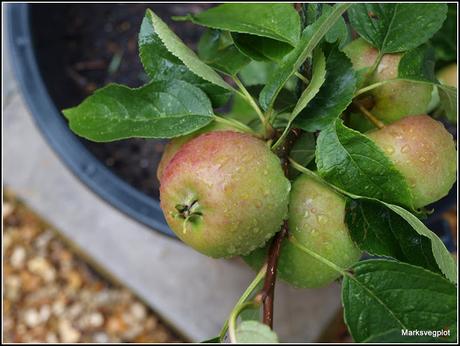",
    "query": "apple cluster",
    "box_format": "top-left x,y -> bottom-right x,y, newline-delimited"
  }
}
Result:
158,38 -> 457,289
